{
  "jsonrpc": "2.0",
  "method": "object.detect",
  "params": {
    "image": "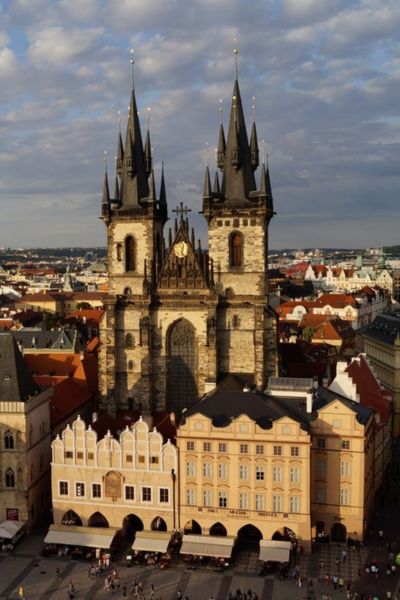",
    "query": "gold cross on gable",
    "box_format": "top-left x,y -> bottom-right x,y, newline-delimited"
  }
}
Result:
172,202 -> 191,221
